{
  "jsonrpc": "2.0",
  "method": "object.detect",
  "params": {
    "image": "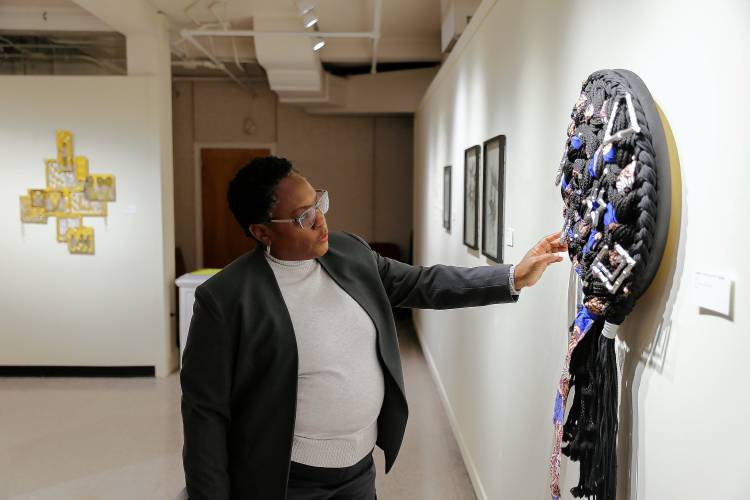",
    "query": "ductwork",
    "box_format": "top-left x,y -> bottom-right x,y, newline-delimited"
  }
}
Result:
176,0 -> 437,114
